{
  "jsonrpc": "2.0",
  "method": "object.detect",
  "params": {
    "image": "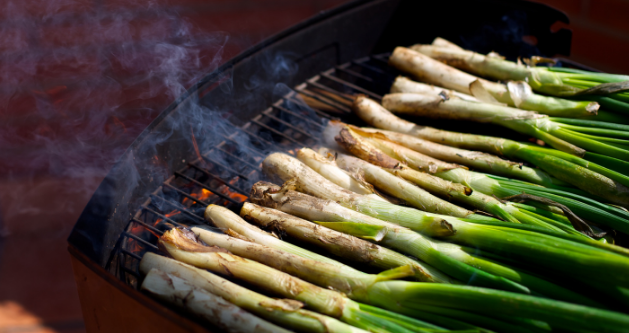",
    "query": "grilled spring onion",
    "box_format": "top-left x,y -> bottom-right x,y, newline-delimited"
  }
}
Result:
388,46 -> 622,123
296,147 -> 376,195
197,211 -> 586,333
382,91 -> 629,161
315,144 -> 629,256
396,46 -> 629,126
260,154 -> 629,293
356,125 -> 562,187
332,127 -> 575,234
199,206 -> 415,300
250,183 -> 618,322
390,76 -> 479,102
264,151 -> 483,220
351,95 -> 629,209
239,202 -> 457,284
204,202 -> 356,268
141,268 -> 291,333
161,226 -> 557,333
249,181 -> 608,307
140,253 -> 345,333
411,42 -> 629,115
158,228 -> 454,333
202,209 -> 493,333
